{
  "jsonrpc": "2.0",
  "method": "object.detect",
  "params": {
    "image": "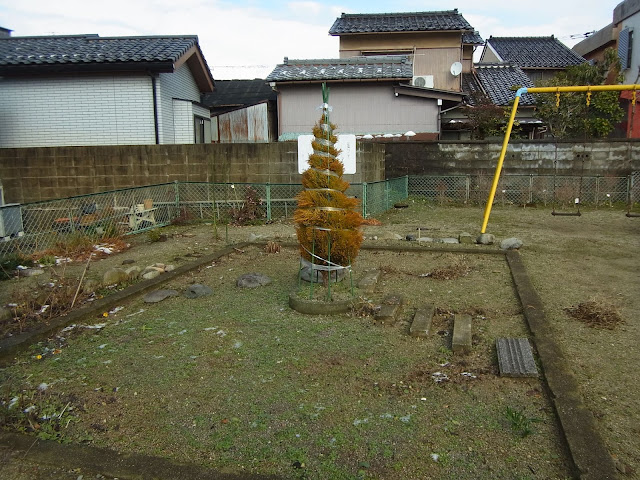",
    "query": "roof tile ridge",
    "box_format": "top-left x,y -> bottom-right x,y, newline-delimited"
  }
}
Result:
339,10 -> 460,17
